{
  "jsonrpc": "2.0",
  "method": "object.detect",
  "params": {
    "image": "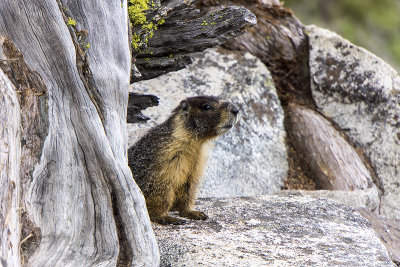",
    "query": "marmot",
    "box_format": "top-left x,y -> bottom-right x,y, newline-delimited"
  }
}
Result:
128,96 -> 239,225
